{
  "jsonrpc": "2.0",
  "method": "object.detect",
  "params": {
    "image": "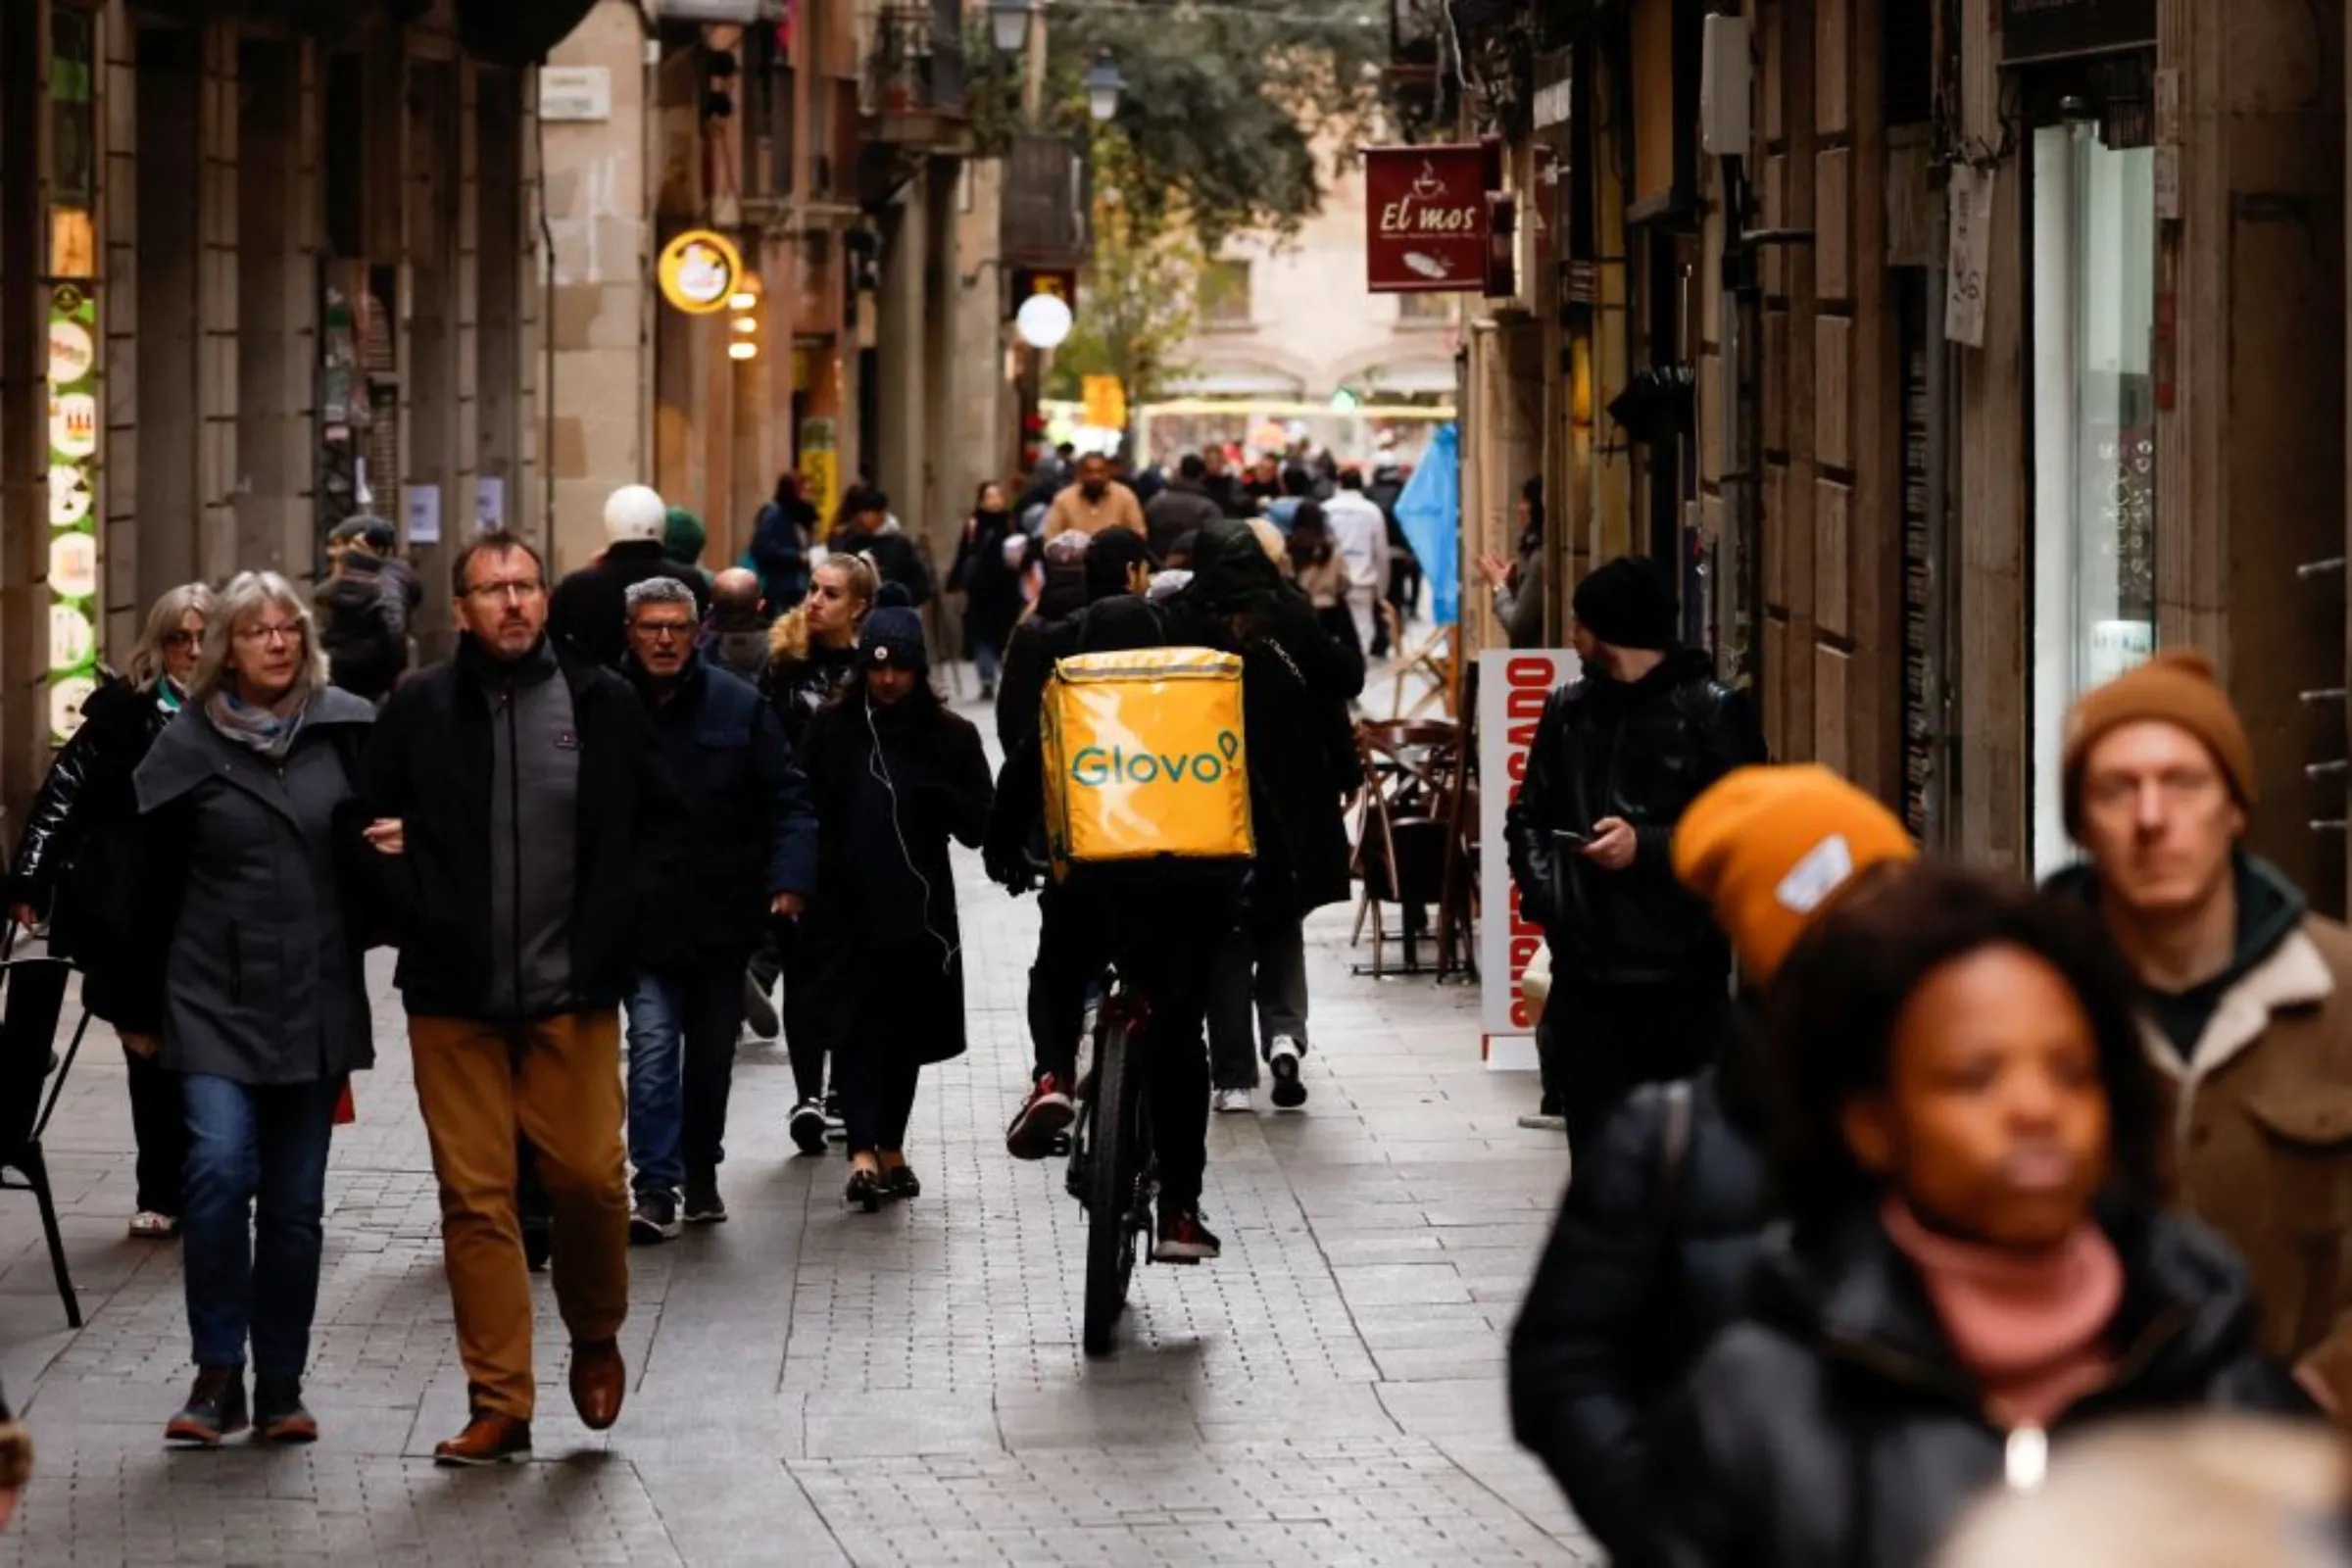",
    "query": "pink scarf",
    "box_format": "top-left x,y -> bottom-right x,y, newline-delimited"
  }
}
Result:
1880,1196 -> 2124,1428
